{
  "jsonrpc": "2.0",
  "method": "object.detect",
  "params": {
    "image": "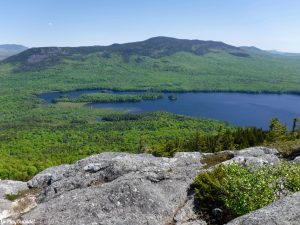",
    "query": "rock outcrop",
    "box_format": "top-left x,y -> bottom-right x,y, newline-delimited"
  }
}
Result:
223,146 -> 280,168
294,156 -> 300,164
0,180 -> 37,221
226,191 -> 300,225
23,152 -> 206,225
0,147 -> 298,225
0,180 -> 28,219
